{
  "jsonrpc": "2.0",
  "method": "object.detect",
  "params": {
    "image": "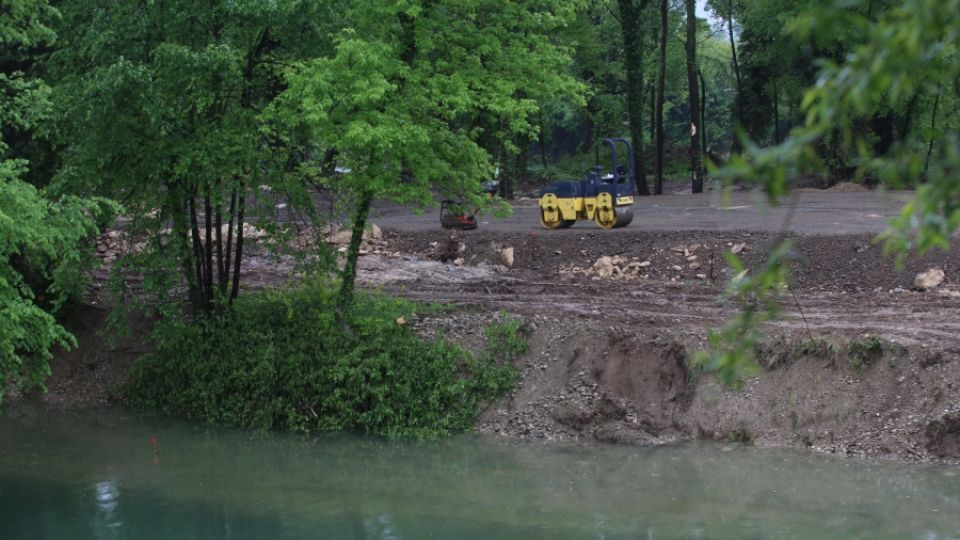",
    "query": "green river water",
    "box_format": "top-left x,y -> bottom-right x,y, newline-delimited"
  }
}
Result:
1,406 -> 958,540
